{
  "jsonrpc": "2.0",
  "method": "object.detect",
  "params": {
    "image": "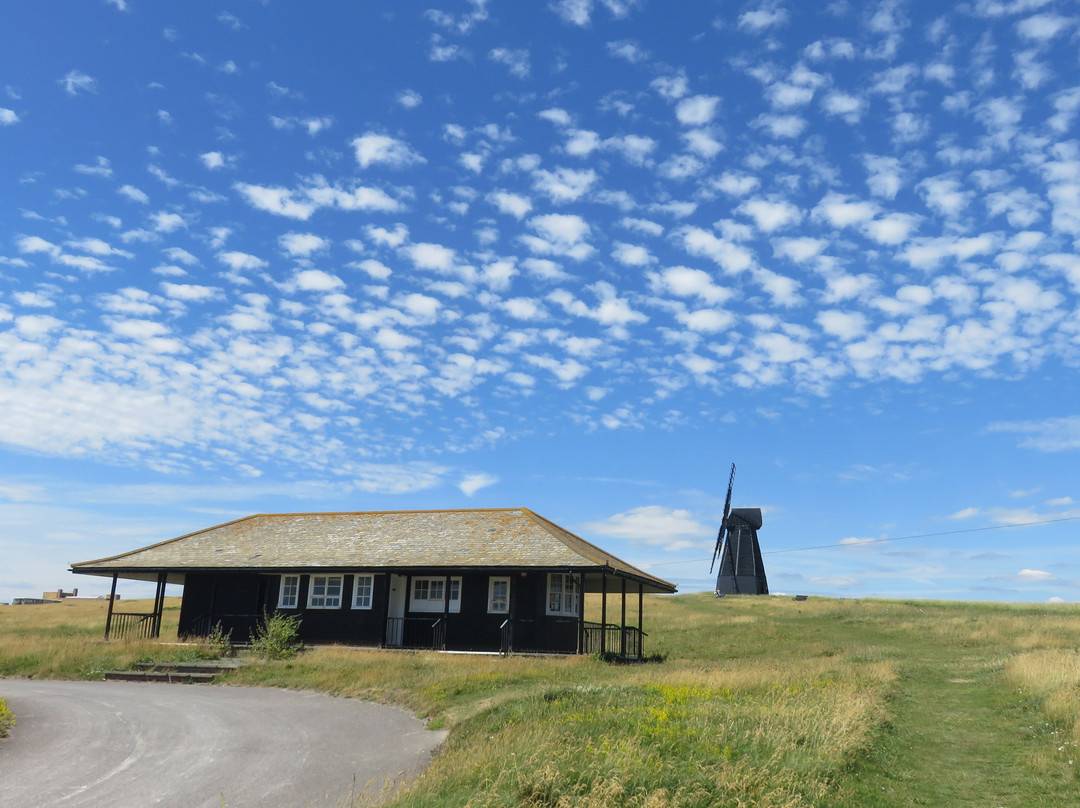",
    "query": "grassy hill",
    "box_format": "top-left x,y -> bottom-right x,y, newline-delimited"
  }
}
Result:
2,594 -> 1079,806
